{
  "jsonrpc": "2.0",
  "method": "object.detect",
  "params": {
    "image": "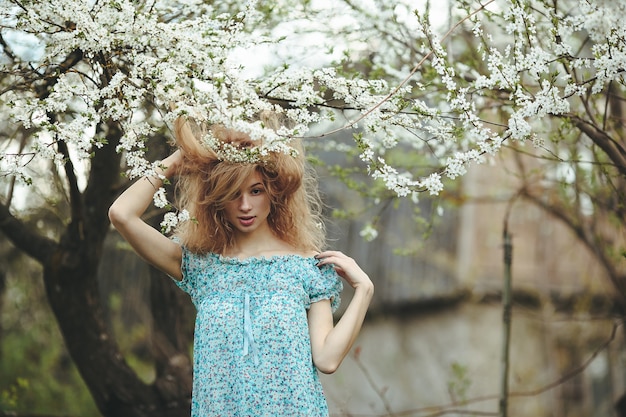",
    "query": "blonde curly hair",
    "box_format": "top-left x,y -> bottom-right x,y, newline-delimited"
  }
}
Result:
171,113 -> 326,255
